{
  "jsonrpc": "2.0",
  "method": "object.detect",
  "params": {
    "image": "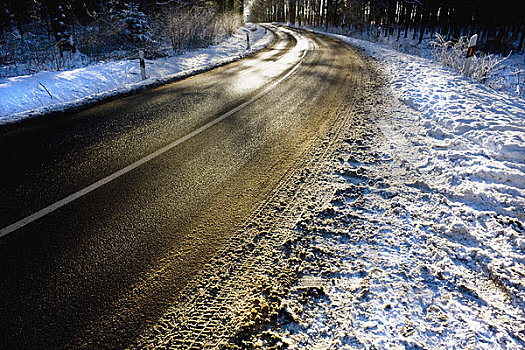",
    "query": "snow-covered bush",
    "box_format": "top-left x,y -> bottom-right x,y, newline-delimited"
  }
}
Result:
218,11 -> 243,36
154,6 -> 242,54
154,7 -> 209,53
1,2 -> 242,78
430,33 -> 508,85
430,33 -> 469,72
470,52 -> 508,84
75,3 -> 153,60
0,22 -> 91,77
